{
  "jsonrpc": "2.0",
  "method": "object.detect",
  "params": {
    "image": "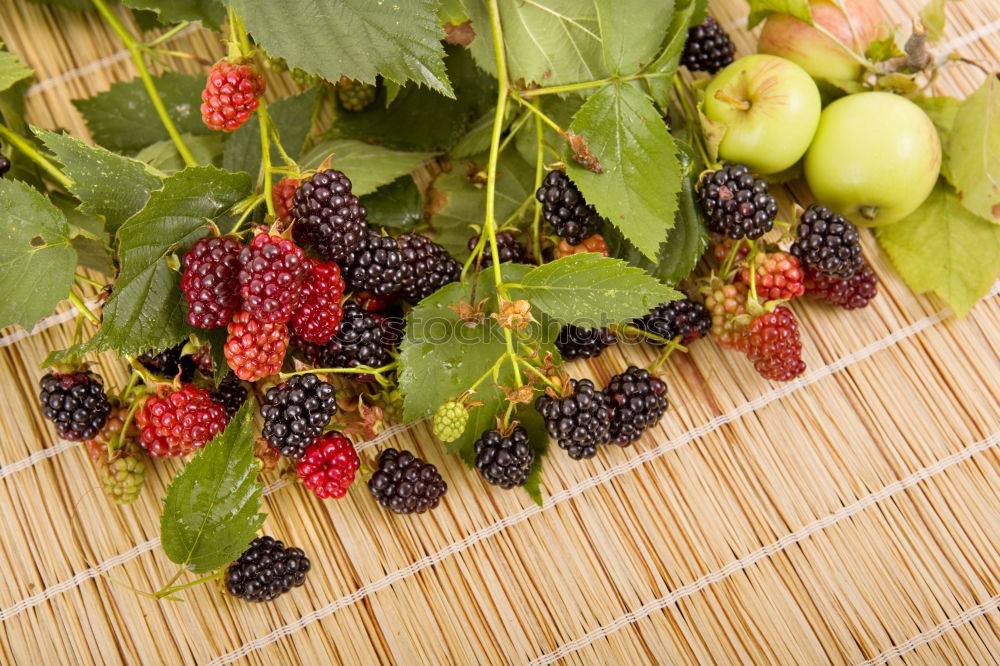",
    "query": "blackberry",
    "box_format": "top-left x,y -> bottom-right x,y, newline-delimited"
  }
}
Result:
681,17 -> 736,74
535,379 -> 612,460
474,426 -> 533,489
292,169 -> 369,264
137,385 -> 226,457
0,152 -> 10,177
101,441 -> 146,505
238,233 -> 308,324
636,299 -> 712,345
201,60 -> 265,132
432,401 -> 469,443
535,170 -> 603,245
789,204 -> 864,278
337,79 -> 377,112
297,302 -> 392,376
38,371 -> 112,441
224,310 -> 289,382
741,306 -> 806,381
181,235 -> 243,329
137,344 -> 196,381
210,373 -> 248,419
555,325 -> 617,360
468,230 -> 529,267
698,164 -> 778,240
226,536 -> 310,602
368,448 -> 447,514
342,231 -> 410,297
296,432 -> 359,499
398,233 -> 461,302
803,261 -> 878,309
260,373 -> 338,459
604,366 -> 668,446
290,259 -> 345,345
